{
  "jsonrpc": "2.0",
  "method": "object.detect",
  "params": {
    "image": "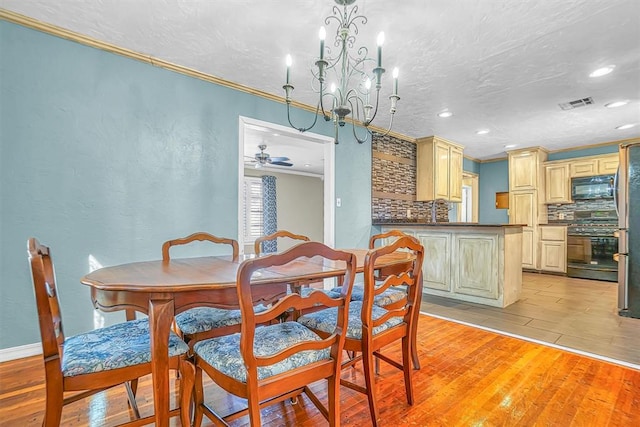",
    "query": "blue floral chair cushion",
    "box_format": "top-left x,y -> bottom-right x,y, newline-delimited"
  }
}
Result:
331,284 -> 406,307
193,322 -> 330,383
300,287 -> 341,298
175,305 -> 267,335
62,318 -> 188,377
297,301 -> 404,340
